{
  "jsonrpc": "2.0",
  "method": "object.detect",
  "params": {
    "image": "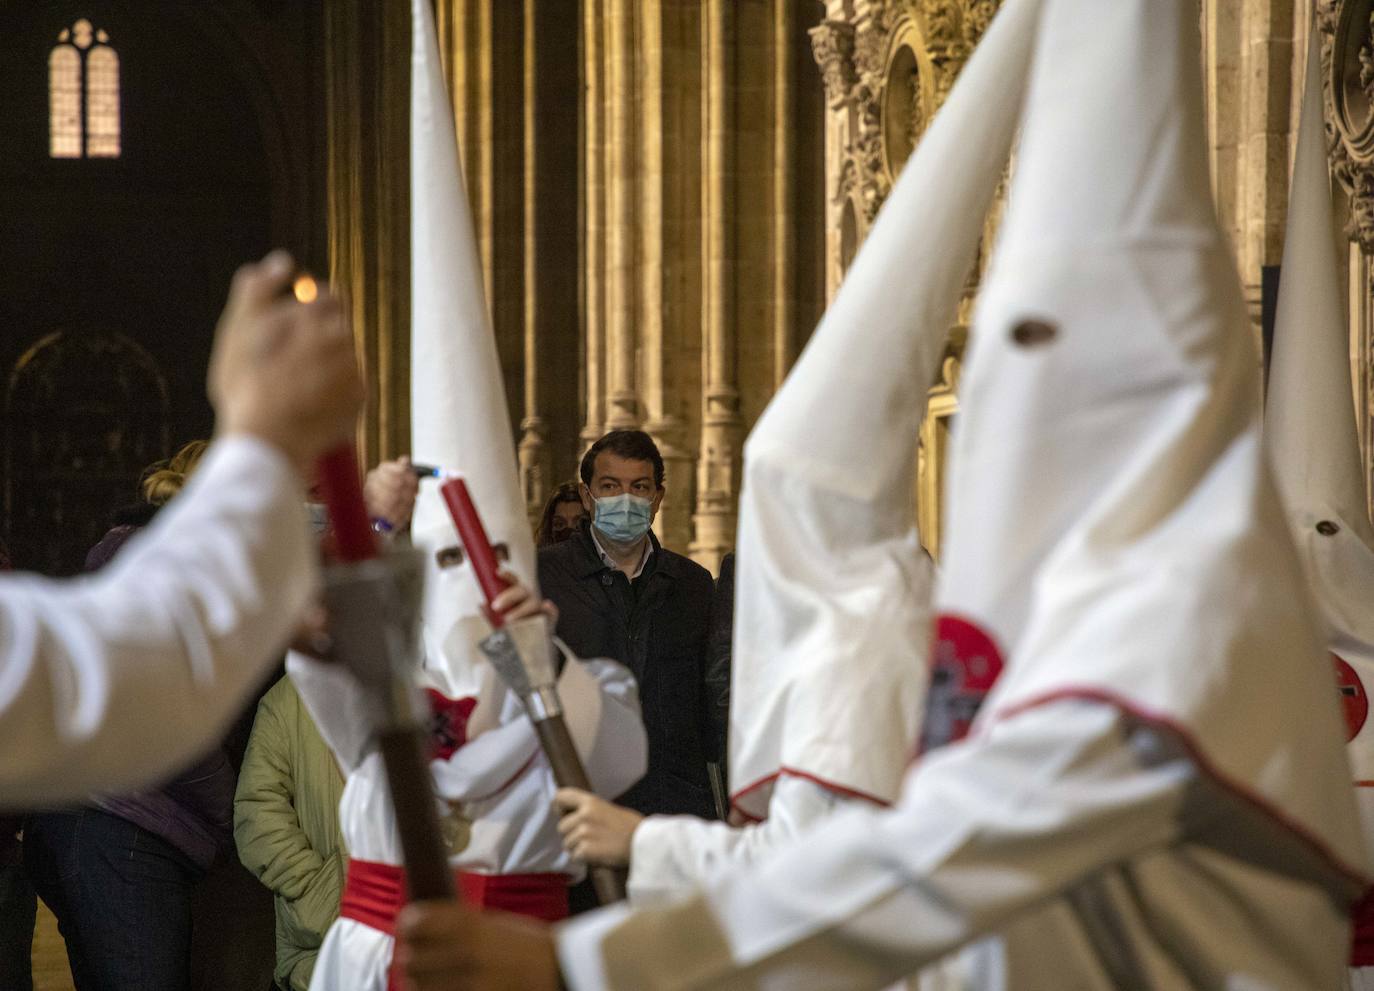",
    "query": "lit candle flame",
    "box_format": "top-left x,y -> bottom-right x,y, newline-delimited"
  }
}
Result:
292,274 -> 318,304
